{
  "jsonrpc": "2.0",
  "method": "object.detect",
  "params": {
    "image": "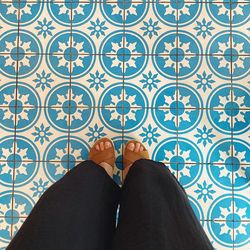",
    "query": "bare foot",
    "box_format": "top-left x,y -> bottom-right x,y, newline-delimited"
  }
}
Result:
124,142 -> 144,180
95,141 -> 113,177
